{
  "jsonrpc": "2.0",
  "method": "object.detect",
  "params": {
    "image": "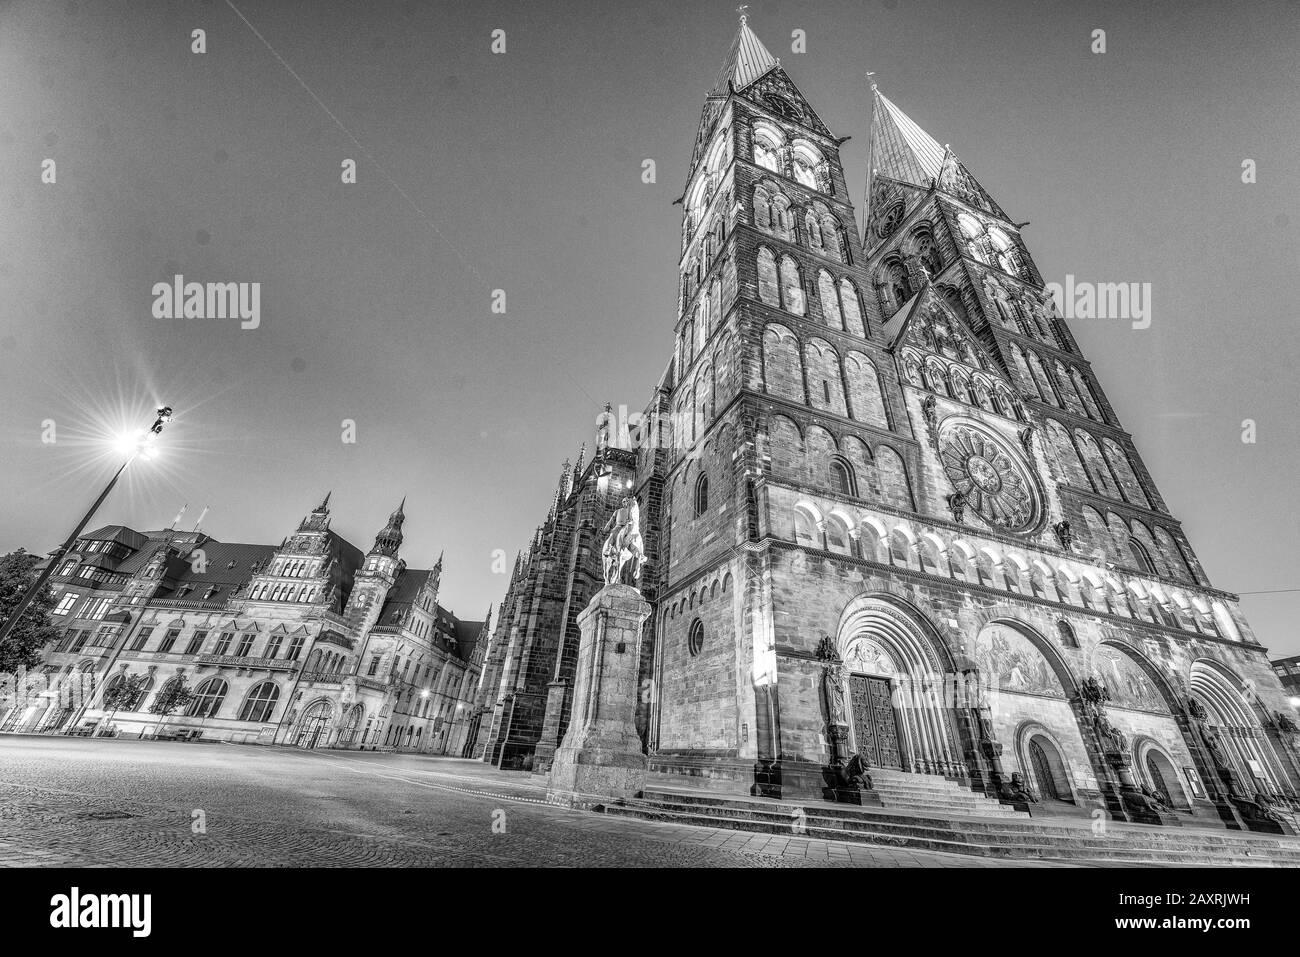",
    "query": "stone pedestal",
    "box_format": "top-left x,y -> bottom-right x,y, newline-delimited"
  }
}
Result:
546,584 -> 650,807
